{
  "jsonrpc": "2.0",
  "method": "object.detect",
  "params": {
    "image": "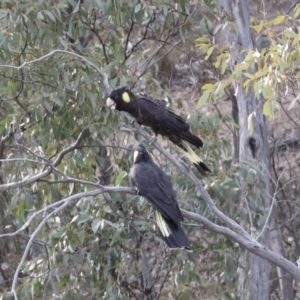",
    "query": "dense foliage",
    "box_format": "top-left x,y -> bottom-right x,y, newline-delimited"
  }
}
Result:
0,0 -> 300,299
